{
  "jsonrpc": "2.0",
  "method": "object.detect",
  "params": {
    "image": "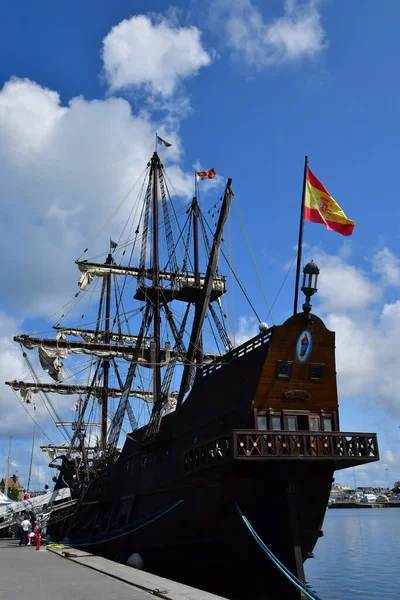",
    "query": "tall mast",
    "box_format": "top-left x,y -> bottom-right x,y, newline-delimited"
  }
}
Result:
192,197 -> 203,369
152,152 -> 161,406
4,437 -> 12,497
27,426 -> 36,493
178,179 -> 233,406
293,155 -> 308,315
101,253 -> 112,450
